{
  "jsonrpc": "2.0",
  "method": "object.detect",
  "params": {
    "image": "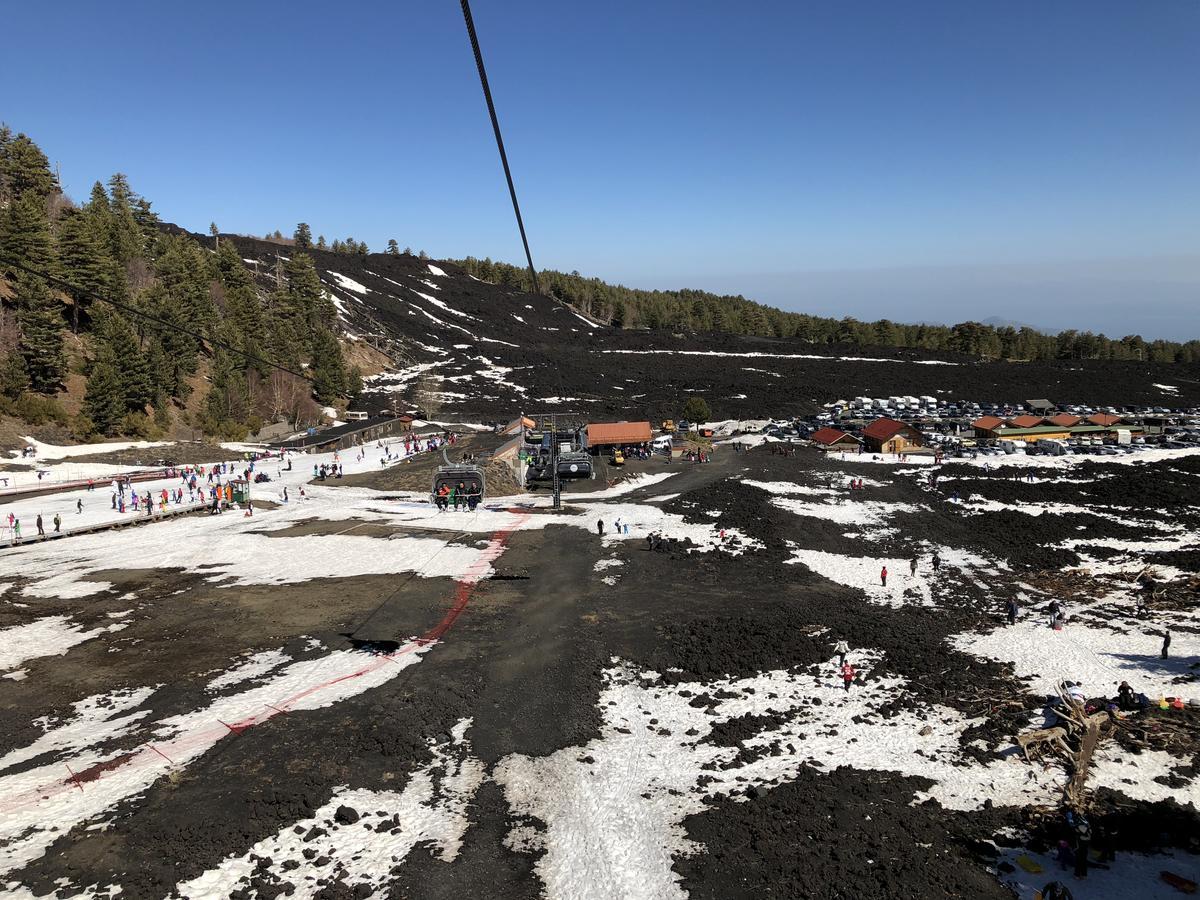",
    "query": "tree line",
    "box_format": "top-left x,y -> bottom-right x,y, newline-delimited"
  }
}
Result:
0,127 -> 359,440
251,224 -> 430,260
452,257 -> 1200,364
